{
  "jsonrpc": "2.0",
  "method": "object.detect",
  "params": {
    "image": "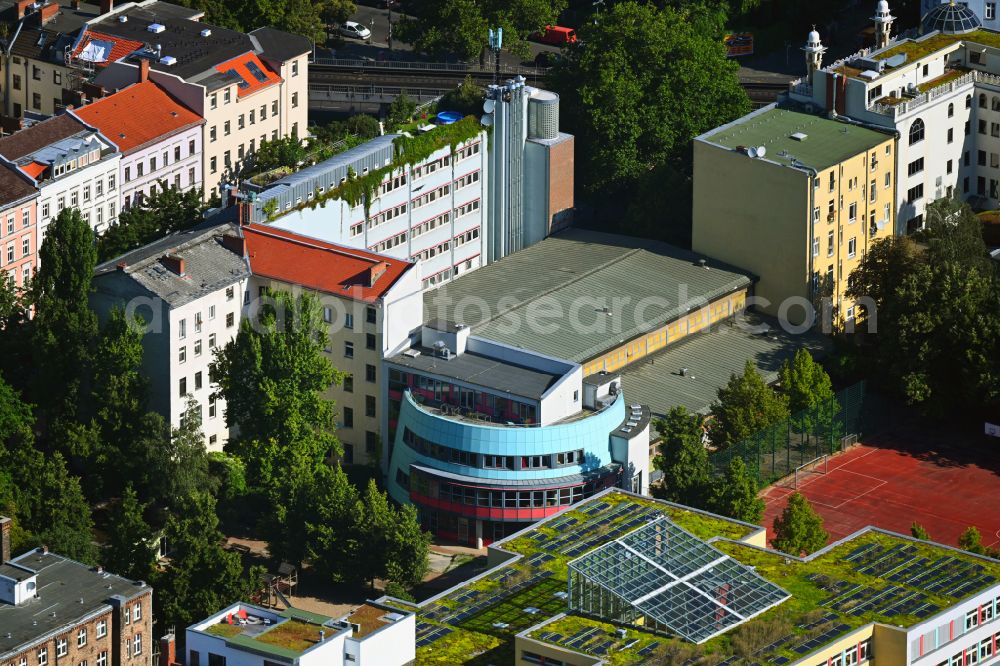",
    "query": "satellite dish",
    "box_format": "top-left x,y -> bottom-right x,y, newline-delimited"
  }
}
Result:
480,115 -> 494,127
483,98 -> 495,113
757,145 -> 766,157
747,146 -> 758,158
